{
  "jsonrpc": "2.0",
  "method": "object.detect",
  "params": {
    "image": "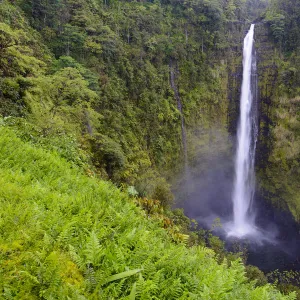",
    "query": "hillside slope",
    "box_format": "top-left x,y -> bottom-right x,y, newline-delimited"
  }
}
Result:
0,0 -> 248,202
0,125 -> 294,299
